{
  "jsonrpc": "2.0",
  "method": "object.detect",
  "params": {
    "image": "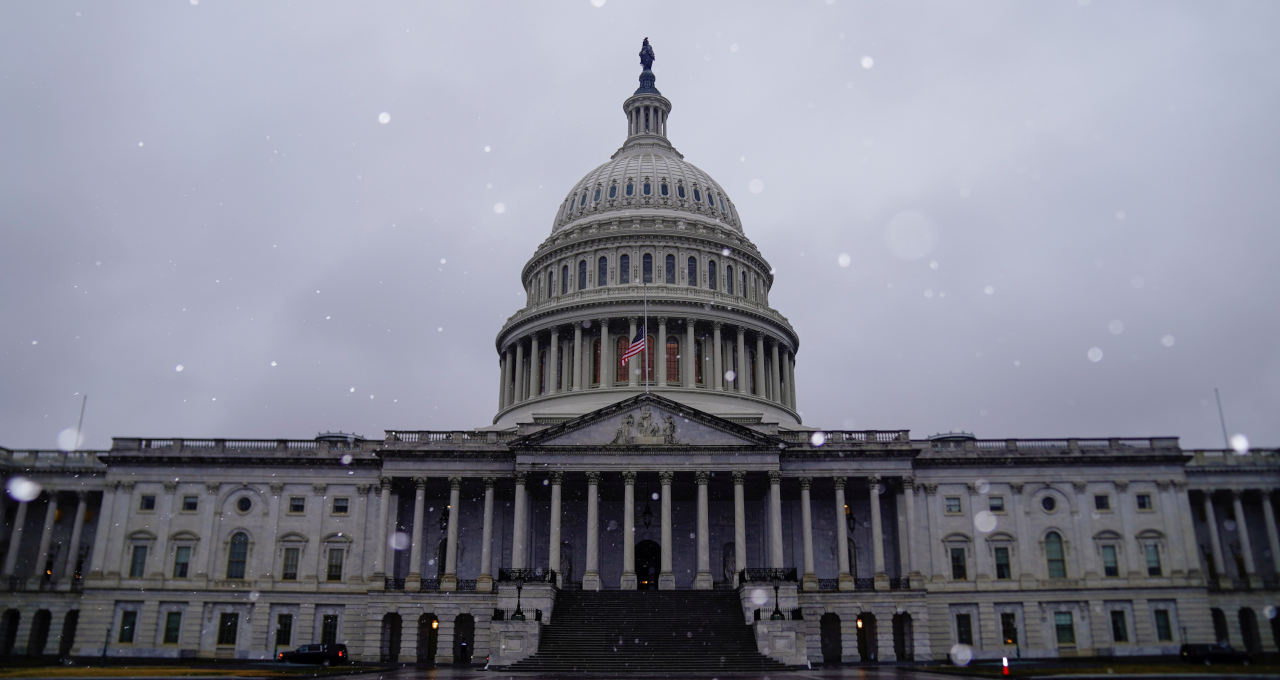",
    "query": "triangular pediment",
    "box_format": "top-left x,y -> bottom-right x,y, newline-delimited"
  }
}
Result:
512,393 -> 782,450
